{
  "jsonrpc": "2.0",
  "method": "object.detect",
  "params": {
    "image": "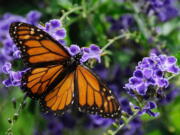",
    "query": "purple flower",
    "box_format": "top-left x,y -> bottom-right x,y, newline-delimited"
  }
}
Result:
47,120 -> 63,135
68,45 -> 81,56
49,19 -> 62,28
107,14 -> 136,32
26,10 -> 41,25
34,117 -> 63,135
2,62 -> 12,74
146,0 -> 179,22
59,114 -> 76,129
67,44 -> 102,63
39,113 -> 77,135
125,53 -> 180,96
158,85 -> 180,105
38,19 -> 66,45
120,98 -> 133,115
86,115 -> 113,128
2,62 -> 24,87
2,71 -> 24,87
138,101 -> 159,117
81,44 -> 102,63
